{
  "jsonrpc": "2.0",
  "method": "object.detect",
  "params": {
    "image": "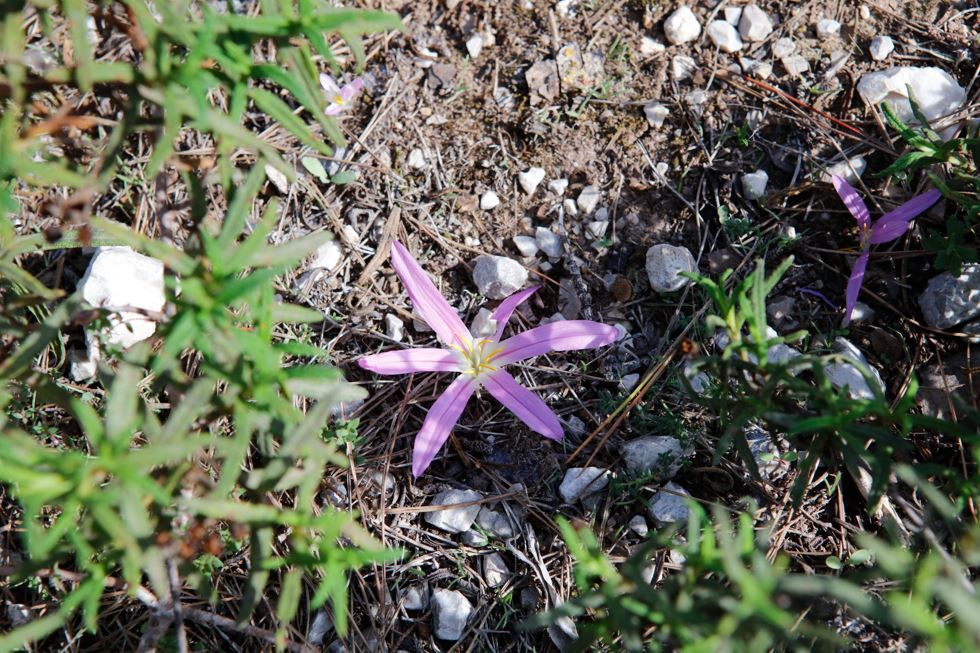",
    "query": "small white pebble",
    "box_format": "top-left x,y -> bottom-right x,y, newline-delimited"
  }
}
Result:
548,178 -> 569,195
663,5 -> 701,45
407,148 -> 427,170
859,5 -> 871,20
563,198 -> 578,216
518,167 -> 546,195
513,235 -> 539,257
741,169 -> 769,199
535,227 -> 563,258
869,35 -> 894,61
640,36 -> 666,56
724,6 -> 742,25
465,35 -> 483,58
781,54 -> 810,78
586,220 -> 608,239
480,190 -> 500,210
706,20 -> 743,53
385,314 -> 405,342
671,55 -> 697,82
772,37 -> 796,59
643,101 -> 669,128
816,18 -> 841,39
576,185 -> 601,214
739,4 -> 773,42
